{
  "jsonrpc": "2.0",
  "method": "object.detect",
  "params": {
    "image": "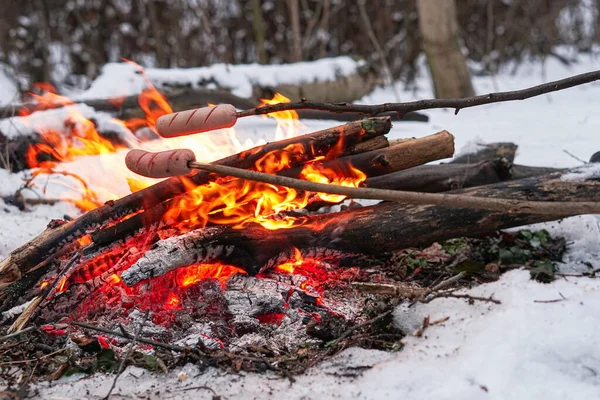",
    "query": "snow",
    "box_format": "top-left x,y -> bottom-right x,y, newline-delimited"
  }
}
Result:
2,53 -> 600,398
362,52 -> 600,168
0,104 -> 136,141
74,56 -> 364,100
